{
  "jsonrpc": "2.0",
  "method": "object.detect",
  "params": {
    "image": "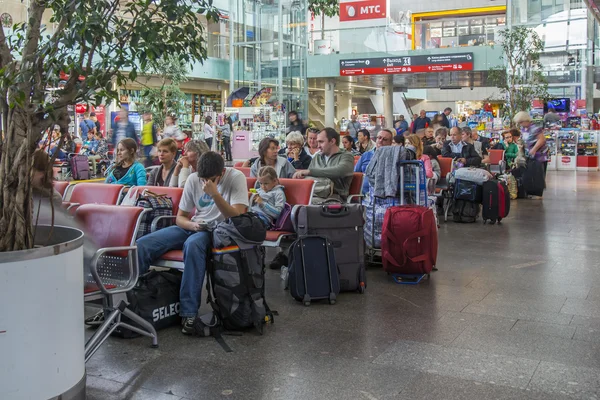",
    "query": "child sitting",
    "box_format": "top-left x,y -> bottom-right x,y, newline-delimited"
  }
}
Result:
250,166 -> 286,228
502,129 -> 519,167
423,145 -> 441,195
